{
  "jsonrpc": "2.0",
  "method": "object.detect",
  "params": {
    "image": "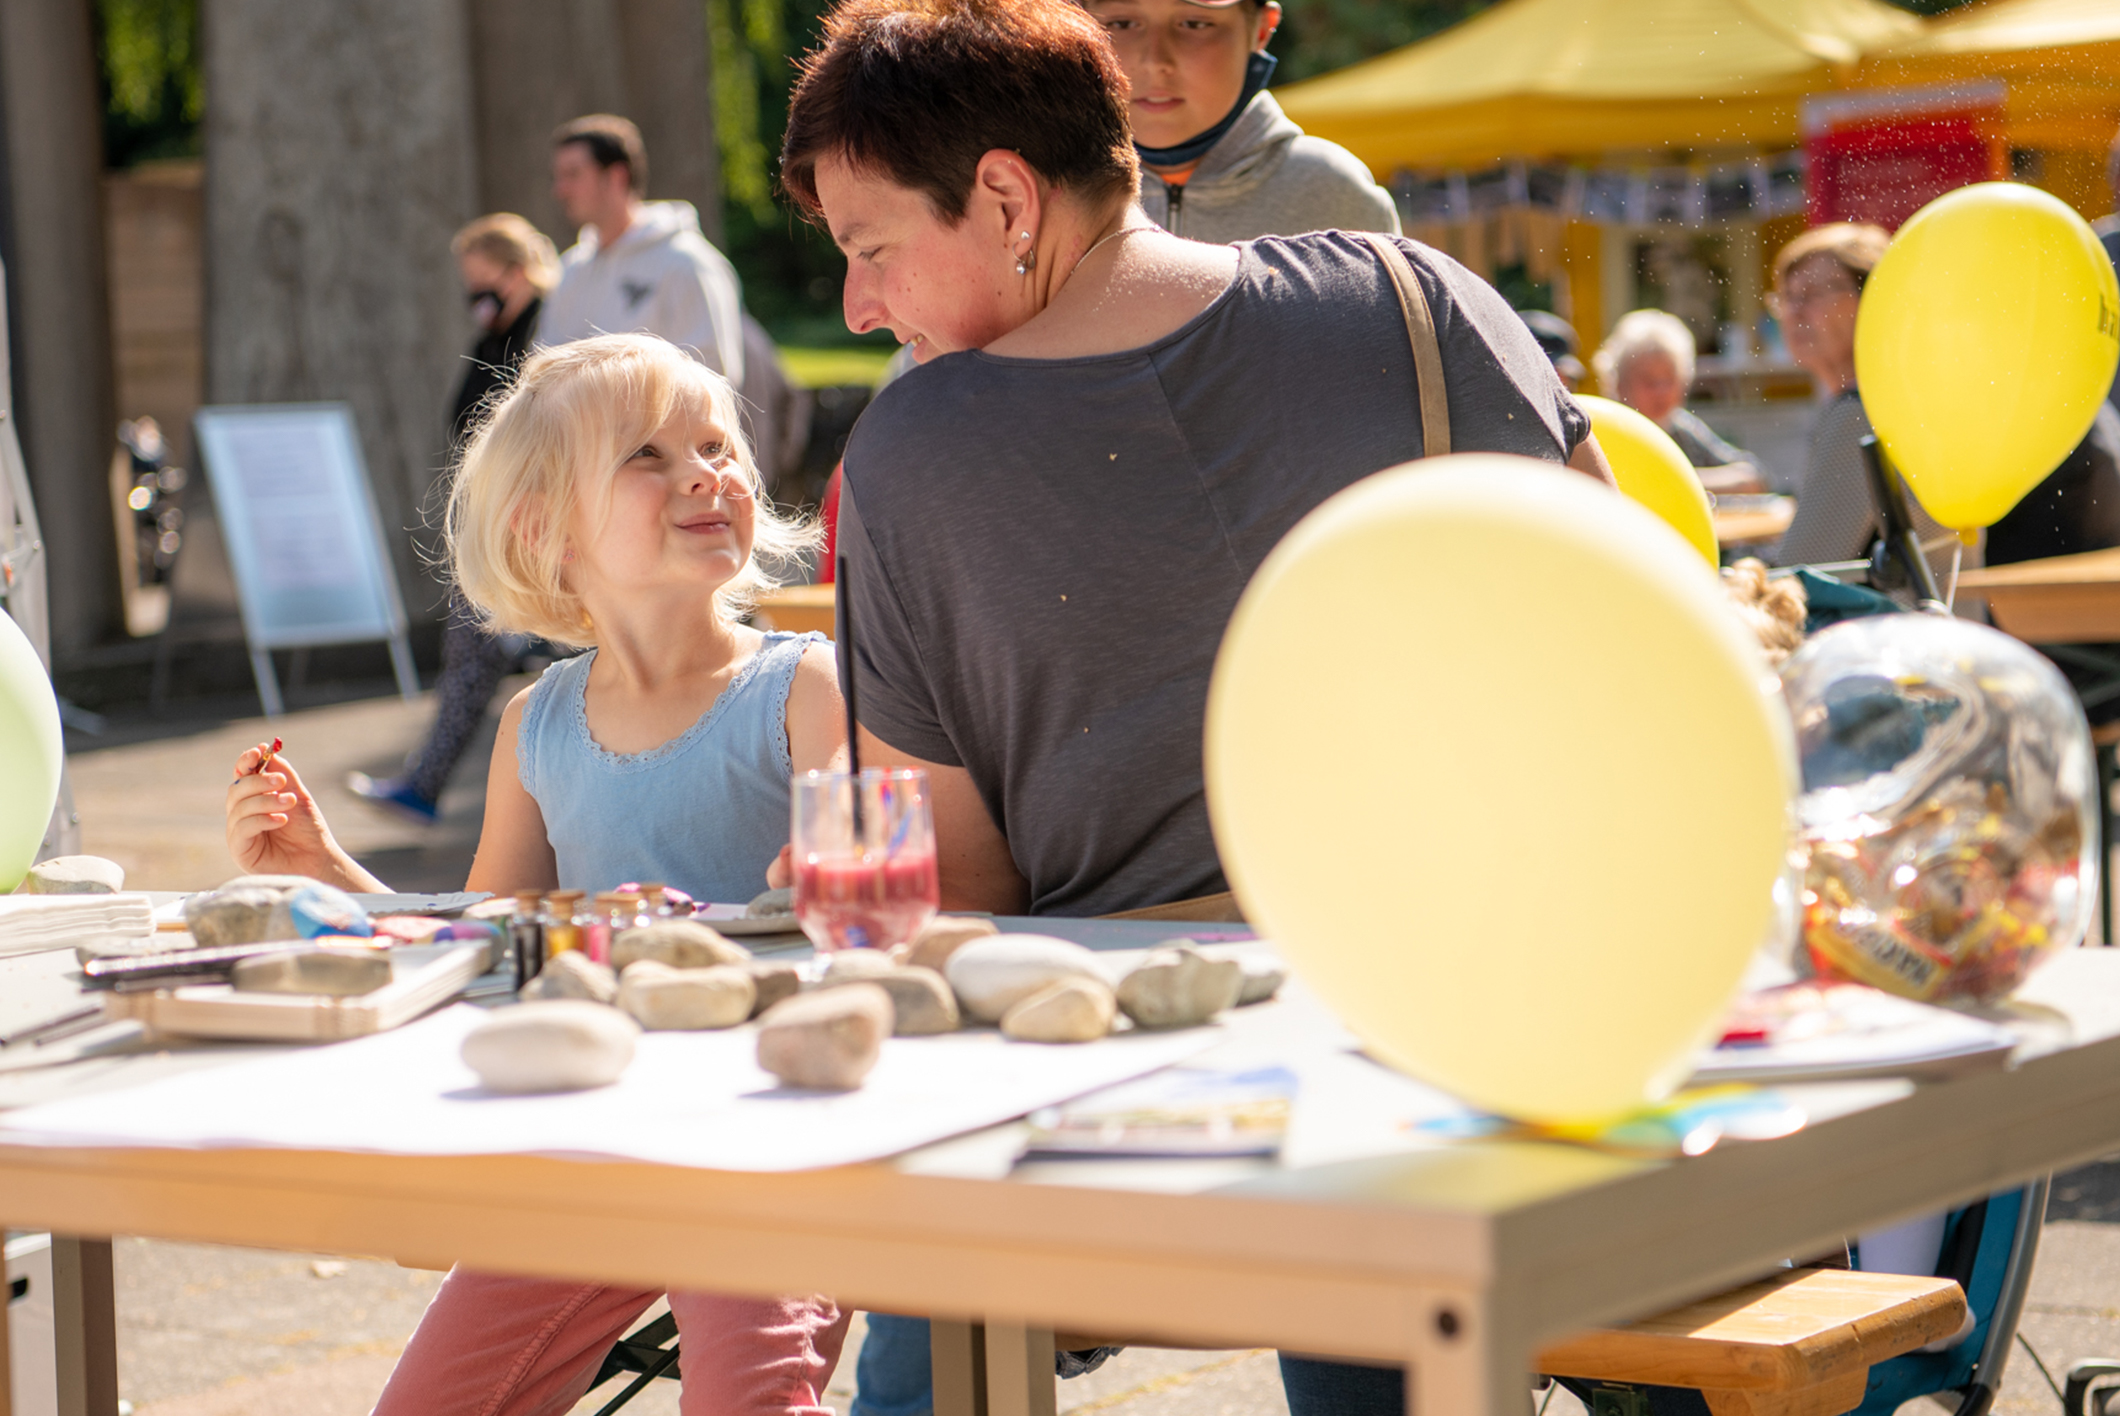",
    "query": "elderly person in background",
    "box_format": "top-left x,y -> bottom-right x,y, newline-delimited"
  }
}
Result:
1767,223 -> 1968,583
1593,308 -> 1759,494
